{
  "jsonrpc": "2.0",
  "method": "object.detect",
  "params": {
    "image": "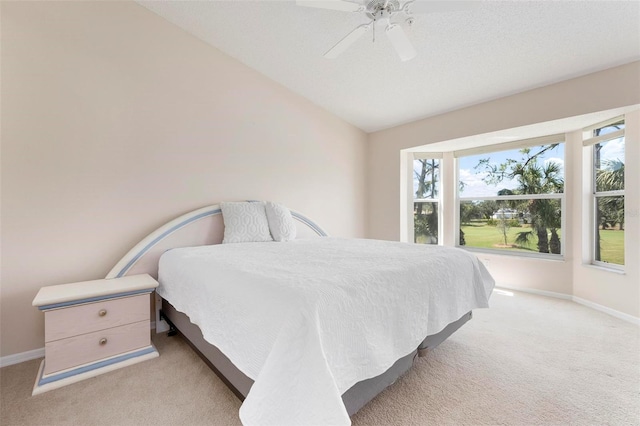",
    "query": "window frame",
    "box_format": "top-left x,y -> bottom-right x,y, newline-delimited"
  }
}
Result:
583,117 -> 625,270
454,135 -> 566,259
411,153 -> 443,245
